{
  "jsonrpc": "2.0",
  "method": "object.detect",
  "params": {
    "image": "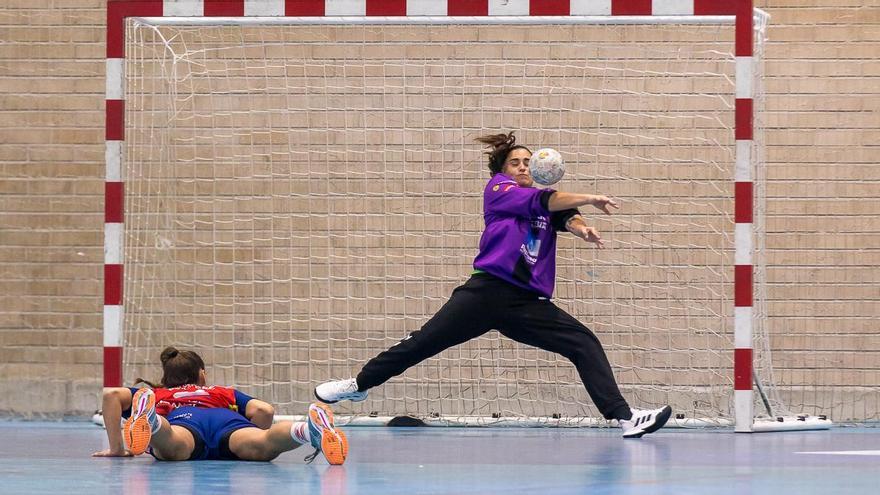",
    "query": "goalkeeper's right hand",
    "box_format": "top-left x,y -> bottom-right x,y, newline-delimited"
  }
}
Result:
575,225 -> 605,249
